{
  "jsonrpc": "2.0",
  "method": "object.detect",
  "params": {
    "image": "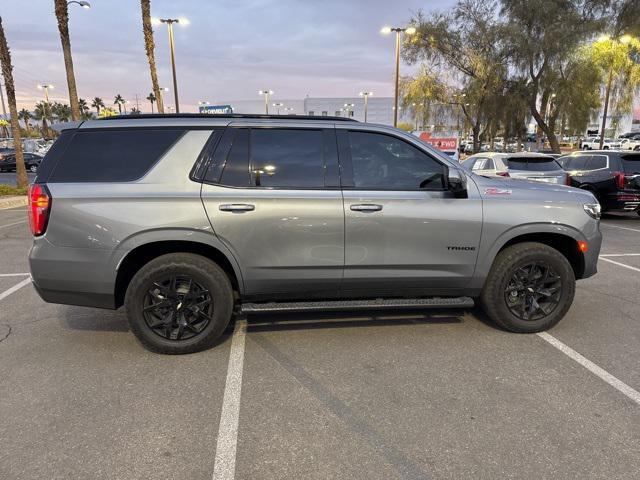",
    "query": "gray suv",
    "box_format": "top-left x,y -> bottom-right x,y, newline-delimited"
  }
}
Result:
28,115 -> 602,354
